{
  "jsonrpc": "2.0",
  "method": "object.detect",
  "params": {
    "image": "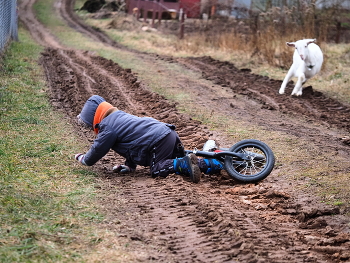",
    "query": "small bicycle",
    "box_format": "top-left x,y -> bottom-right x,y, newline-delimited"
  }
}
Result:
186,139 -> 275,183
